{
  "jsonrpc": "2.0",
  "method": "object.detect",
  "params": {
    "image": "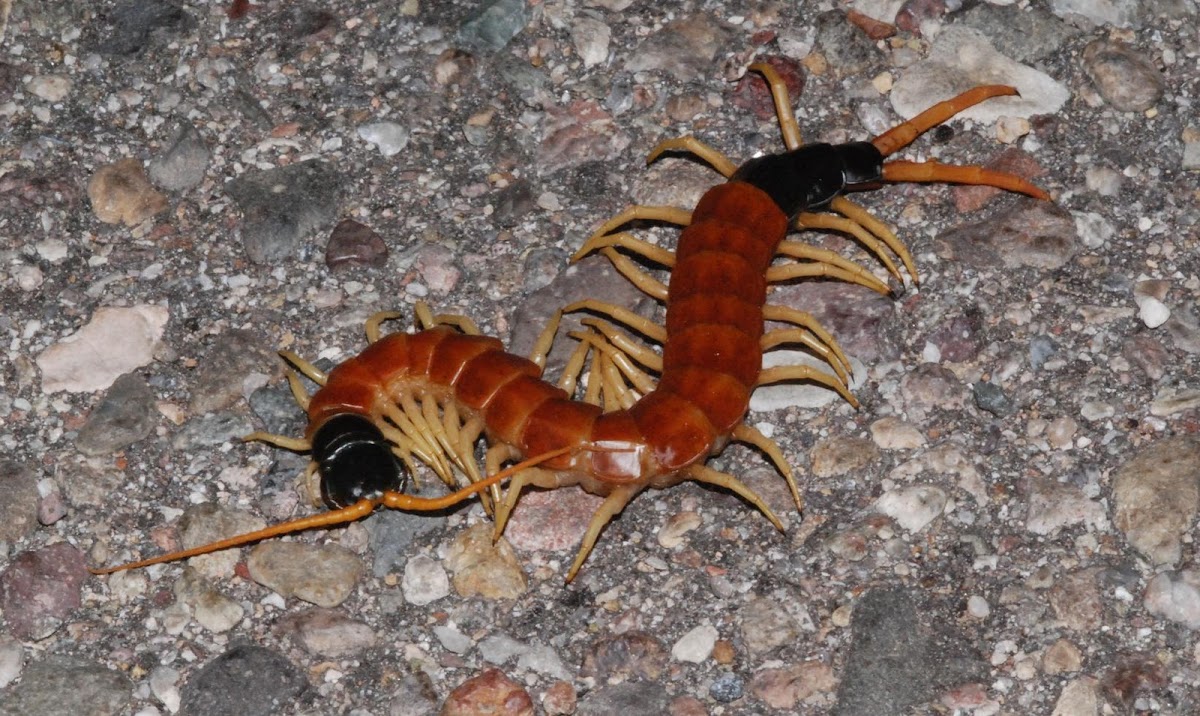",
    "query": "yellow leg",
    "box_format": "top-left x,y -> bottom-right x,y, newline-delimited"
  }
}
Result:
579,317 -> 664,373
598,247 -> 669,301
566,485 -> 642,582
829,197 -> 919,284
687,463 -> 783,531
731,424 -> 802,512
280,350 -> 327,385
563,299 -> 667,343
573,232 -> 676,269
582,206 -> 693,256
758,364 -> 859,408
748,61 -> 803,151
764,262 -> 891,296
645,136 -> 738,178
365,311 -> 405,342
775,240 -> 891,294
761,328 -> 850,385
243,432 -> 311,452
